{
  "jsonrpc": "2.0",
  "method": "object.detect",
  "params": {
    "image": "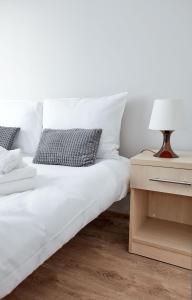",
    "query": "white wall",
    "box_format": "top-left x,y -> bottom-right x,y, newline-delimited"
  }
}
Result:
0,0 -> 192,157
